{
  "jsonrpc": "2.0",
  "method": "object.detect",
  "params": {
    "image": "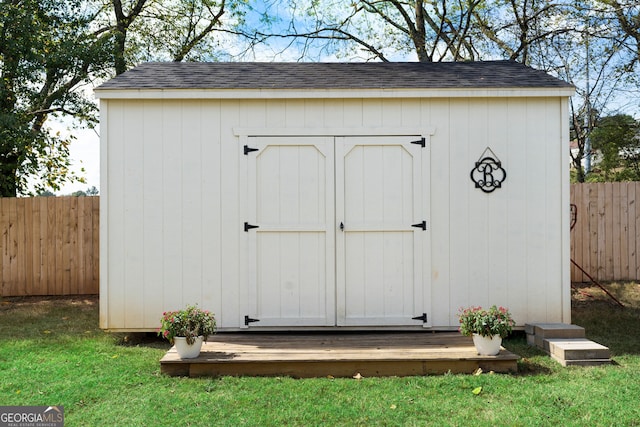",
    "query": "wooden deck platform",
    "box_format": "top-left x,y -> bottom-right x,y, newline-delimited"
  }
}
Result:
160,332 -> 520,377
